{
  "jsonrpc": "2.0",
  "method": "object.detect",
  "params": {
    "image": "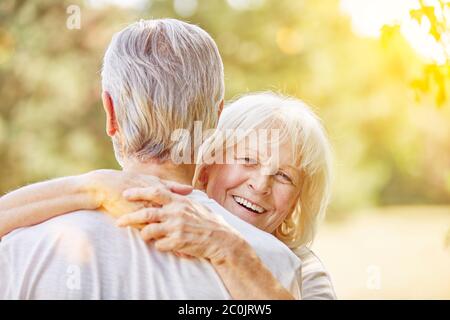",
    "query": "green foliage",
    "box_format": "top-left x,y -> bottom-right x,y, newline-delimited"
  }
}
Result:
407,0 -> 450,107
0,0 -> 449,216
